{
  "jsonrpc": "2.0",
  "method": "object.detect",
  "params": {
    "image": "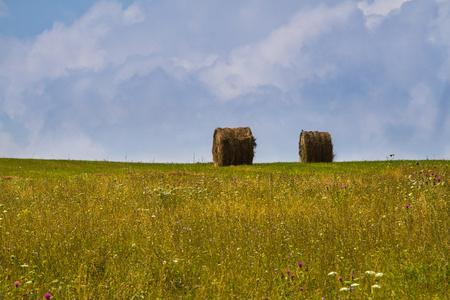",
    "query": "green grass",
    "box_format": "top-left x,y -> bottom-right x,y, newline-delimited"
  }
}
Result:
0,158 -> 448,299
